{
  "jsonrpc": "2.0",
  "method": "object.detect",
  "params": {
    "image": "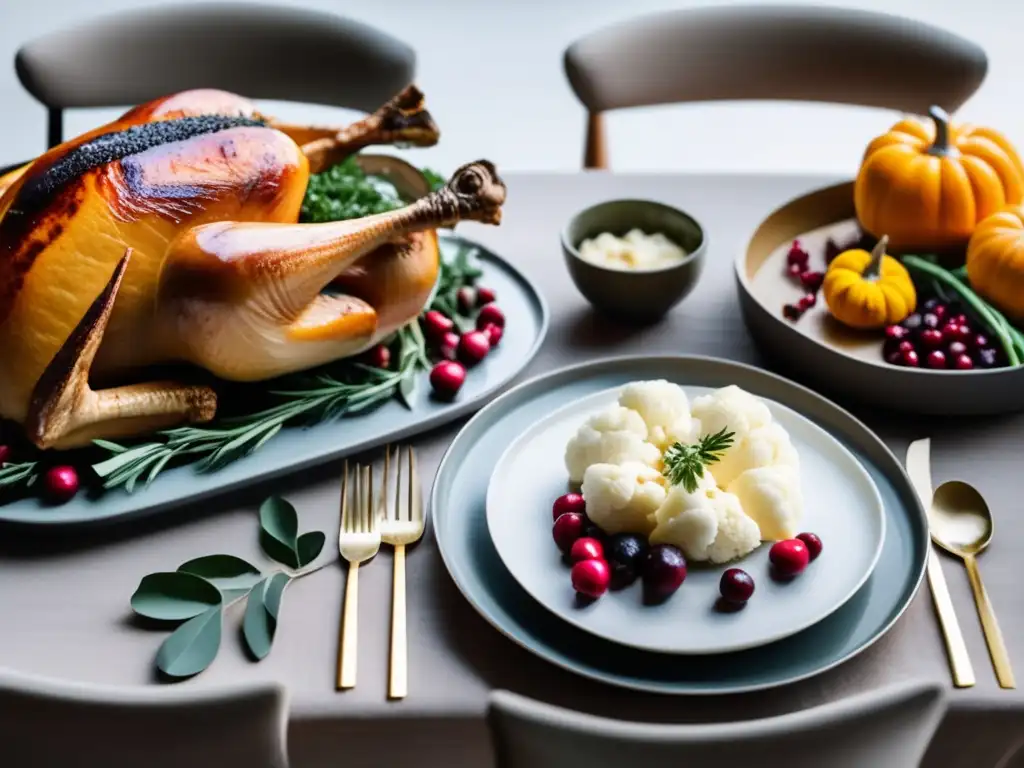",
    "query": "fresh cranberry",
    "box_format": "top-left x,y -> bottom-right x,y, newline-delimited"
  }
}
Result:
44,466 -> 79,504
458,331 -> 491,366
951,314 -> 969,327
798,293 -> 817,310
953,324 -> 973,342
884,350 -> 902,366
922,313 -> 940,329
796,532 -> 823,561
553,512 -> 586,552
786,263 -> 804,279
476,304 -> 505,330
941,324 -> 970,343
482,323 -> 504,347
782,304 -> 802,321
366,344 -> 391,369
786,242 -> 810,267
972,333 -> 990,349
947,341 -> 968,357
954,354 -> 975,370
552,492 -> 586,520
926,350 -> 947,369
899,340 -> 916,354
919,329 -> 943,348
933,304 -> 948,321
0,445 -> 10,465
769,539 -> 810,577
570,537 -> 604,564
901,348 -> 920,367
571,558 -> 611,598
885,325 -> 909,340
429,361 -> 466,399
438,331 -> 460,361
456,286 -> 476,314
720,568 -> 755,604
799,271 -> 825,292
422,310 -> 454,340
476,286 -> 497,305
